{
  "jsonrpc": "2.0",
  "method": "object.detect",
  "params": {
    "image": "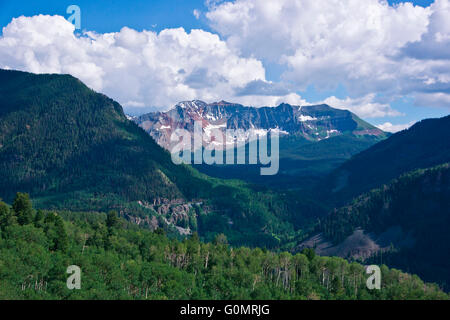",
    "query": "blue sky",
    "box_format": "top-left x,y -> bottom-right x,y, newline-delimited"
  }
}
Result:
0,0 -> 436,33
0,0 -> 210,34
0,0 -> 448,131
0,0 -> 433,33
